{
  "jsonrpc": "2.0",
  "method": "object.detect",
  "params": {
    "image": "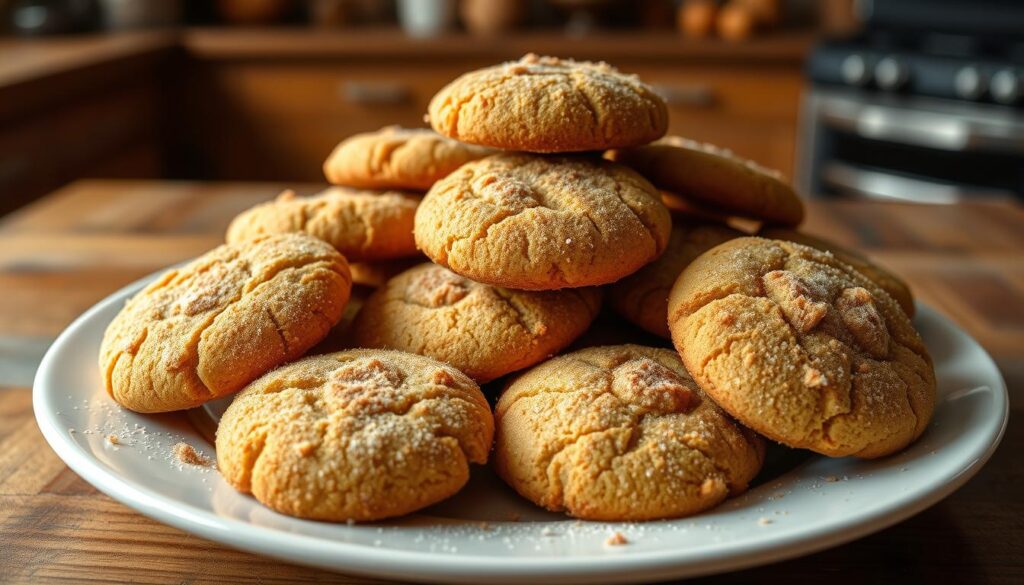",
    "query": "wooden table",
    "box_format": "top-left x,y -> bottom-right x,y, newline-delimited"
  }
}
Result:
1,180 -> 1021,584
